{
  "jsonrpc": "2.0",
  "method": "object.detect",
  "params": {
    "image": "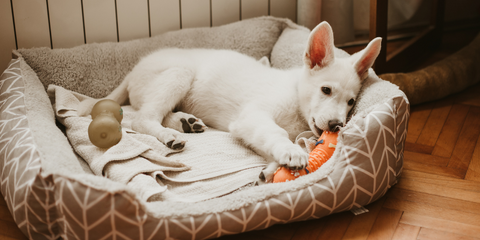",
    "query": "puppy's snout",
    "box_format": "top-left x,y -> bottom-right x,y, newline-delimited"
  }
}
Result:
328,120 -> 343,132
